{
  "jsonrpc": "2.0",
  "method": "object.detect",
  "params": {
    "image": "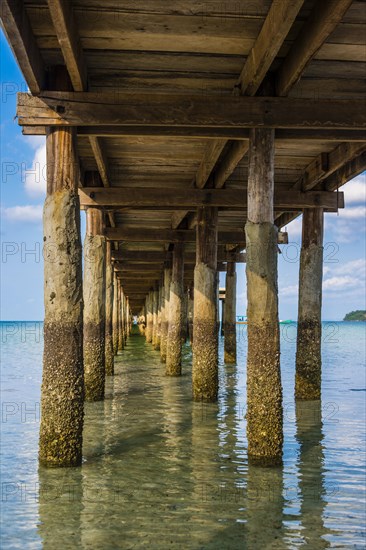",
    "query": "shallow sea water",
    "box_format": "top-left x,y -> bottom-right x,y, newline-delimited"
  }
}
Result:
0,321 -> 365,549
